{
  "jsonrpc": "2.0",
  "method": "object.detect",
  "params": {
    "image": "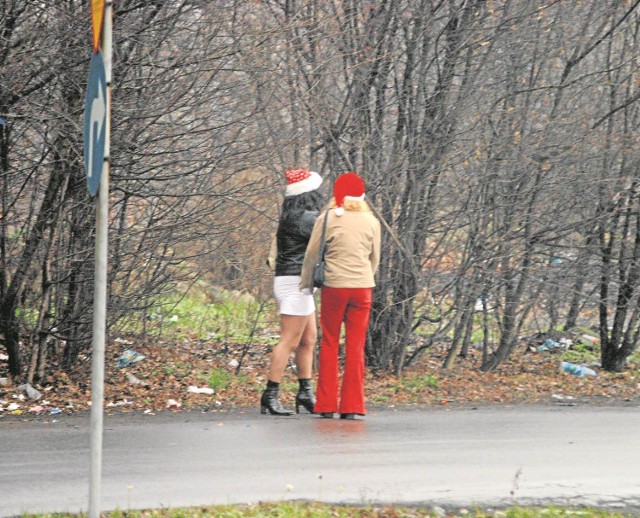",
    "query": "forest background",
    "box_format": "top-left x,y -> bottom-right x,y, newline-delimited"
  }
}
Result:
2,1 -> 640,405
